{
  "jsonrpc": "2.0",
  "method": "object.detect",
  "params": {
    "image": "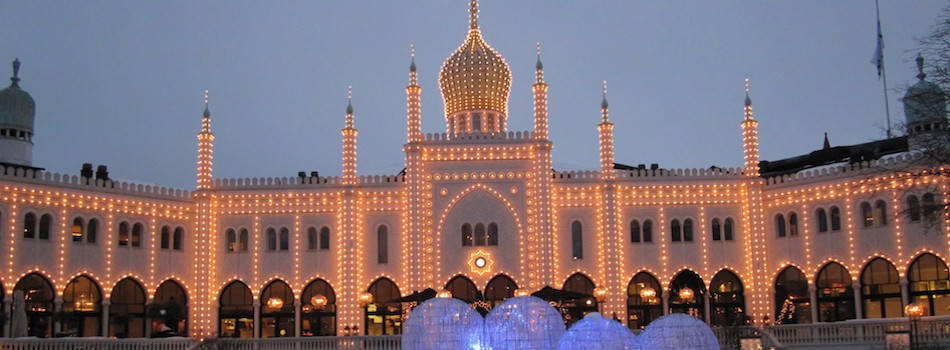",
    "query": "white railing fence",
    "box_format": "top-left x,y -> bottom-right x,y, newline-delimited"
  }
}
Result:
202,336 -> 401,350
767,317 -> 950,348
0,337 -> 197,350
